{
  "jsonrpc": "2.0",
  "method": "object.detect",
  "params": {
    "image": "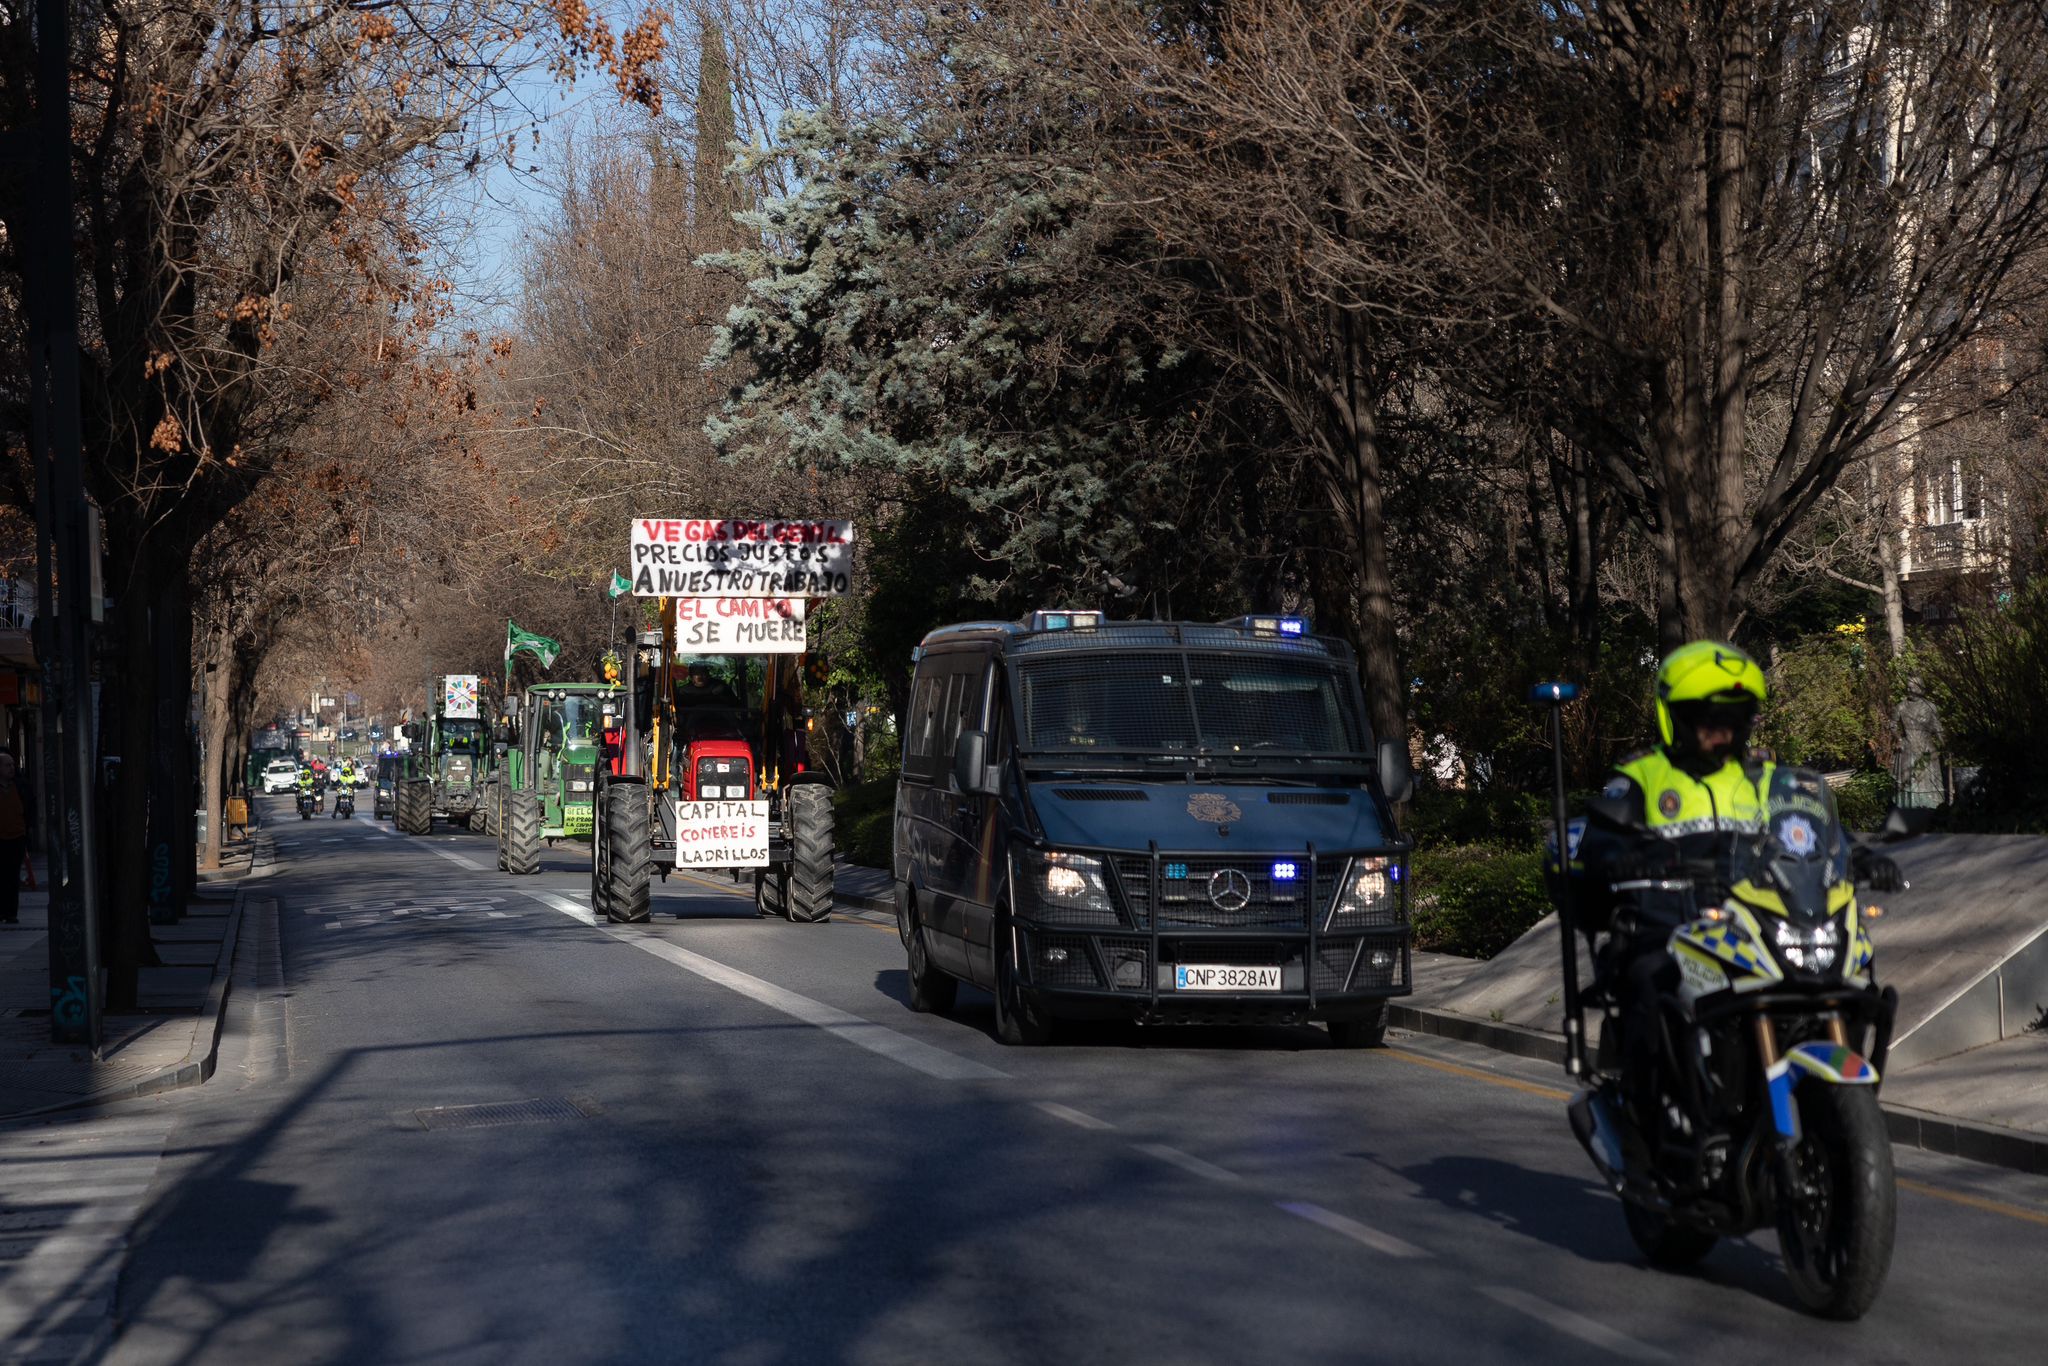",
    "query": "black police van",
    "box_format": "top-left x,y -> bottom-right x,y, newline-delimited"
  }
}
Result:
894,611 -> 1415,1045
